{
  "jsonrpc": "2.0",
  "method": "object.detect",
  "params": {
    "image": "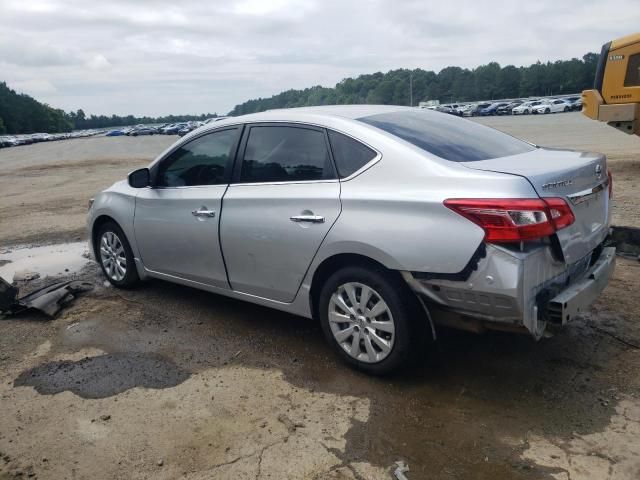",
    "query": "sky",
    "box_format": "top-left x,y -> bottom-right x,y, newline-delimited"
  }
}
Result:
1,0 -> 638,117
